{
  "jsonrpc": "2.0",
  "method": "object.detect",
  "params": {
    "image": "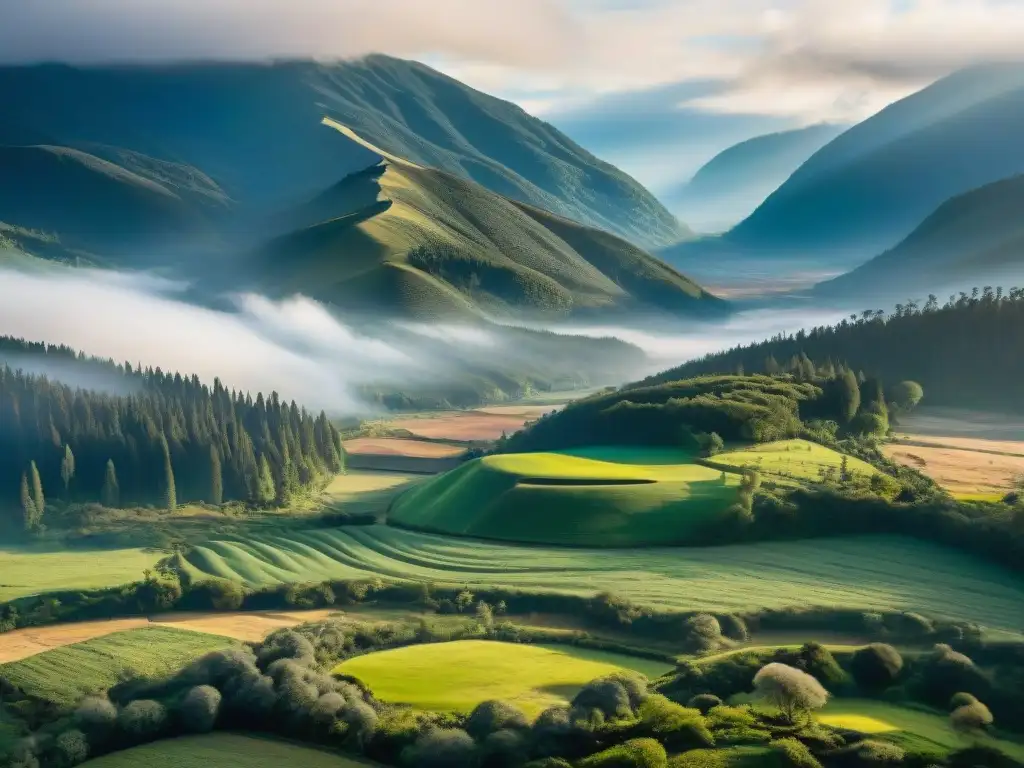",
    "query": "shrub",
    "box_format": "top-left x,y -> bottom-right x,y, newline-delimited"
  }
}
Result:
851,644 -> 904,693
402,728 -> 479,768
467,700 -> 529,740
718,615 -> 749,642
190,579 -> 245,611
178,685 -> 221,733
770,738 -> 822,768
117,699 -> 167,742
572,675 -> 646,720
577,737 -> 668,768
634,695 -> 713,750
950,701 -> 994,735
686,694 -> 723,715
481,729 -> 528,768
949,692 -> 979,709
752,663 -> 829,723
50,730 -> 89,768
914,645 -> 990,705
74,696 -> 117,741
684,614 -> 723,651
